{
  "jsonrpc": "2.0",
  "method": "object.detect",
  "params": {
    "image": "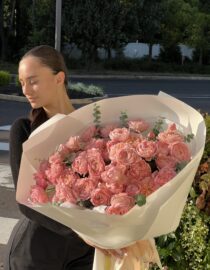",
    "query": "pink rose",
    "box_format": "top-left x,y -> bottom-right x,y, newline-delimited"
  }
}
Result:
126,159 -> 152,182
106,182 -> 125,194
72,151 -> 88,175
33,160 -> 50,188
167,123 -> 177,132
80,125 -> 97,142
158,132 -> 184,144
100,124 -> 119,138
58,168 -> 78,187
45,162 -> 65,184
66,136 -> 82,151
30,185 -> 49,203
106,193 -> 135,215
125,183 -> 141,196
158,124 -> 184,144
154,167 -> 177,187
156,141 -> 169,156
128,120 -> 150,133
49,152 -> 63,164
156,154 -> 177,169
74,177 -> 96,201
57,144 -> 70,158
49,144 -> 70,164
101,164 -> 127,184
136,139 -> 157,160
52,183 -> 77,203
147,131 -> 156,140
90,187 -> 112,206
84,138 -> 106,152
109,143 -> 139,165
138,176 -> 158,196
109,128 -> 130,142
169,141 -> 191,162
87,148 -> 105,178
